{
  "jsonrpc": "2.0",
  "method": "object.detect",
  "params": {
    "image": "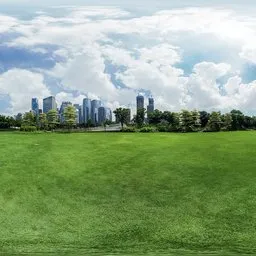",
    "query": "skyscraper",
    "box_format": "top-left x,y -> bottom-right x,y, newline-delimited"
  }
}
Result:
98,107 -> 106,125
74,104 -> 83,124
136,95 -> 144,114
147,97 -> 154,116
43,96 -> 57,114
91,99 -> 101,125
83,98 -> 91,124
31,98 -> 39,116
